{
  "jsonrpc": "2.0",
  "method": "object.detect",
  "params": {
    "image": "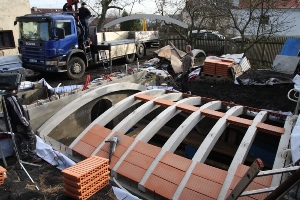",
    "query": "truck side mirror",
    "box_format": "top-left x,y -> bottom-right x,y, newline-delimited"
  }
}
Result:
14,21 -> 17,26
56,27 -> 65,39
